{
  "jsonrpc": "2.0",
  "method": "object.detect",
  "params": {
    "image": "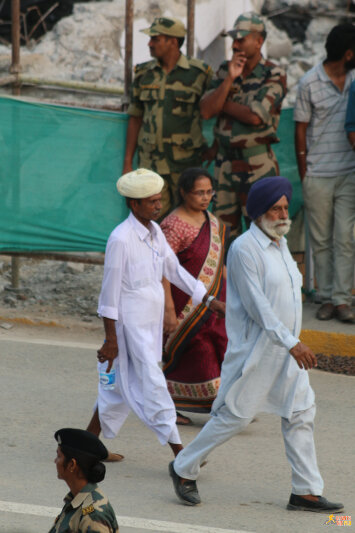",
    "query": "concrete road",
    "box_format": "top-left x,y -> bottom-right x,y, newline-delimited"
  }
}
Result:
0,328 -> 354,533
